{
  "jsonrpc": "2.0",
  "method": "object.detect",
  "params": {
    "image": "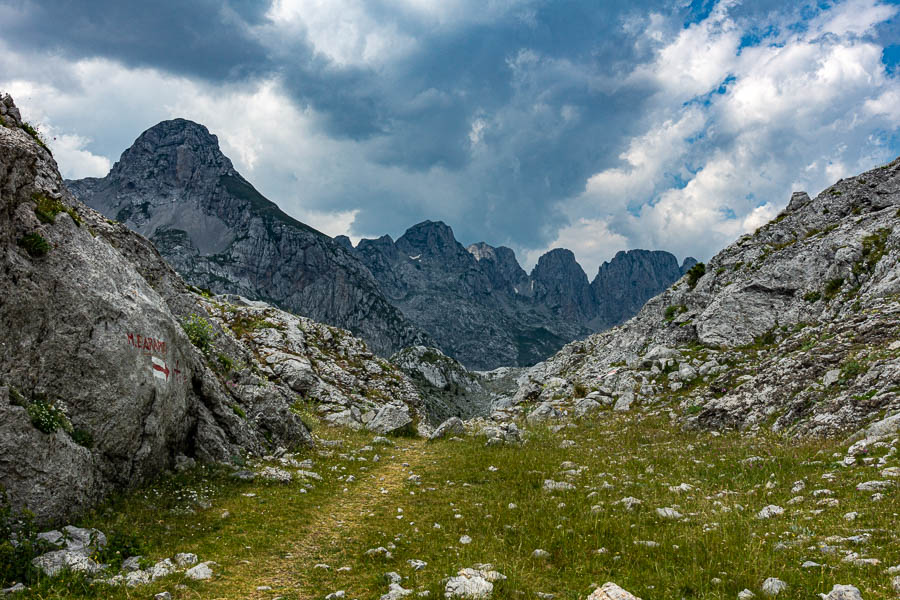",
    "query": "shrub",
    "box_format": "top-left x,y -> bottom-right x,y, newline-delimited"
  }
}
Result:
853,228 -> 891,276
229,314 -> 279,339
32,193 -> 81,226
824,278 -> 844,300
216,352 -> 237,376
94,529 -> 146,571
183,314 -> 215,355
26,396 -> 72,434
754,329 -> 777,347
573,383 -> 588,398
840,359 -> 866,380
685,262 -> 706,289
664,304 -> 687,322
0,489 -> 51,586
20,122 -> 50,153
71,428 -> 94,448
803,291 -> 822,303
17,232 -> 50,257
